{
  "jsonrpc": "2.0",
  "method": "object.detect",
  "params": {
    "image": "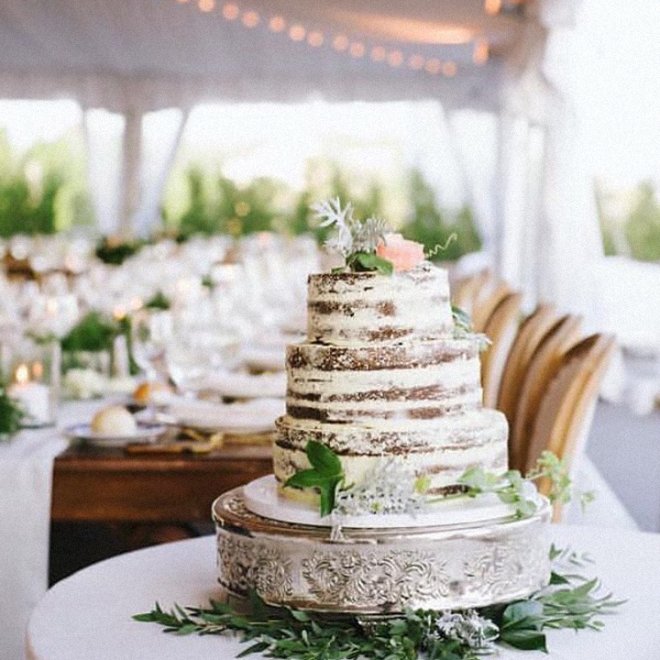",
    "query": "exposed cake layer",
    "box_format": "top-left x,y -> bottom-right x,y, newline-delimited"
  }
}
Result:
307,263 -> 452,346
274,409 -> 508,497
286,338 -> 481,422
